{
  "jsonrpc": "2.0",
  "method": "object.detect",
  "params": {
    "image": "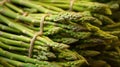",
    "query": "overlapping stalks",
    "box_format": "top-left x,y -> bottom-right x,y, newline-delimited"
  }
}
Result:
0,0 -> 120,67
